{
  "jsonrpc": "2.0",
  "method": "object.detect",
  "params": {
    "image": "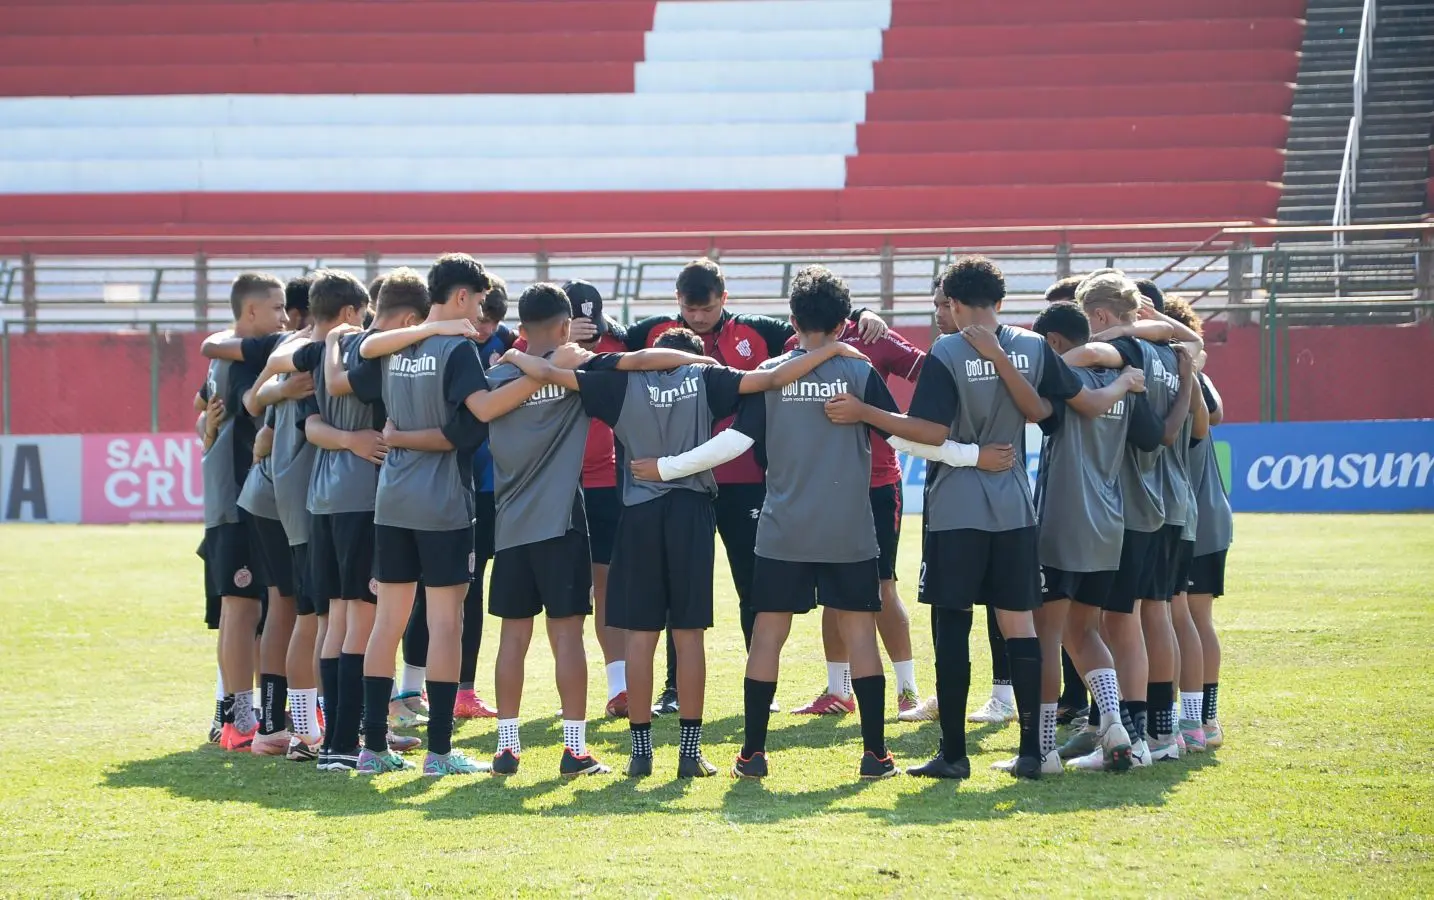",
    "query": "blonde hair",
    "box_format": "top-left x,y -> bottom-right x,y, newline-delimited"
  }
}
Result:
1076,271 -> 1141,323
